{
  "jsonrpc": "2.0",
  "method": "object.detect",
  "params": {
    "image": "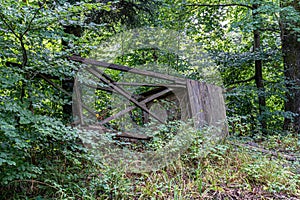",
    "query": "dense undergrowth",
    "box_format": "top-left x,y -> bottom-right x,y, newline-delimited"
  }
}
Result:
1,129 -> 299,200
1,1 -> 300,199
